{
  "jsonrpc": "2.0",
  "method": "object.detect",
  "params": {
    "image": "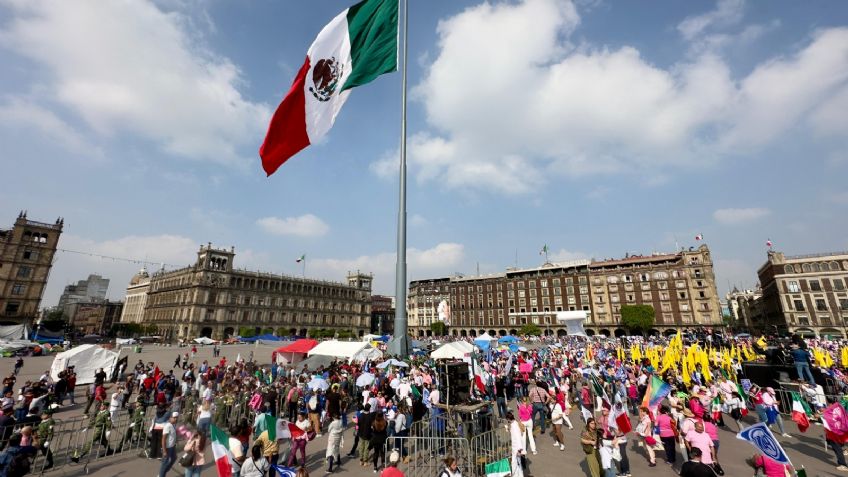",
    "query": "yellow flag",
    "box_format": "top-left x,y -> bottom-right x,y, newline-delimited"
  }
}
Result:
841,347 -> 848,367
757,335 -> 768,349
